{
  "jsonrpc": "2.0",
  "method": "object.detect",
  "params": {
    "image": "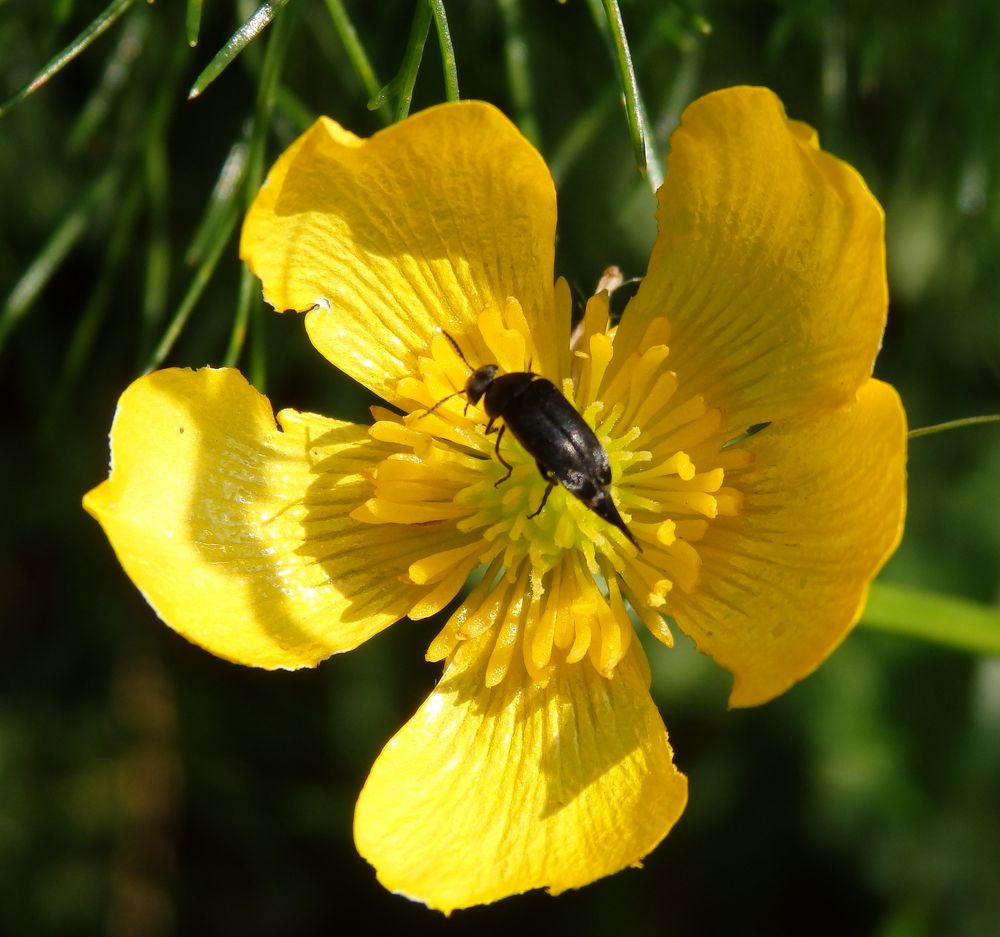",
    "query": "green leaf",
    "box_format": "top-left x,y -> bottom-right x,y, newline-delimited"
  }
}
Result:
861,581 -> 1000,656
